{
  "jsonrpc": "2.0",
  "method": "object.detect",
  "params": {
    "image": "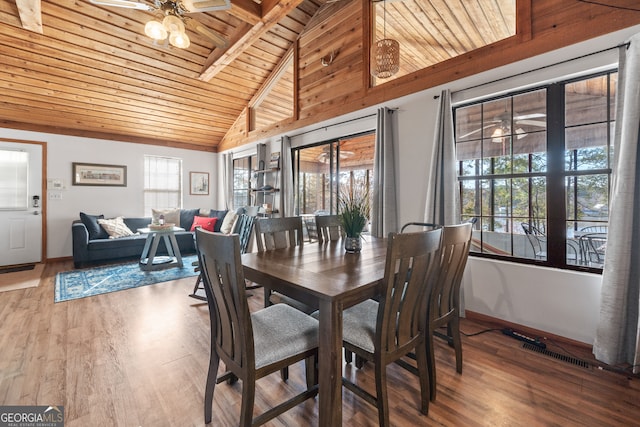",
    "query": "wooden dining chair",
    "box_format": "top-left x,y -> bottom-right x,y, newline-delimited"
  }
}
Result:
254,216 -> 312,381
340,229 -> 443,426
195,229 -> 319,426
315,214 -> 344,243
254,217 -> 312,312
189,212 -> 257,301
423,222 -> 473,401
389,223 -> 473,401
